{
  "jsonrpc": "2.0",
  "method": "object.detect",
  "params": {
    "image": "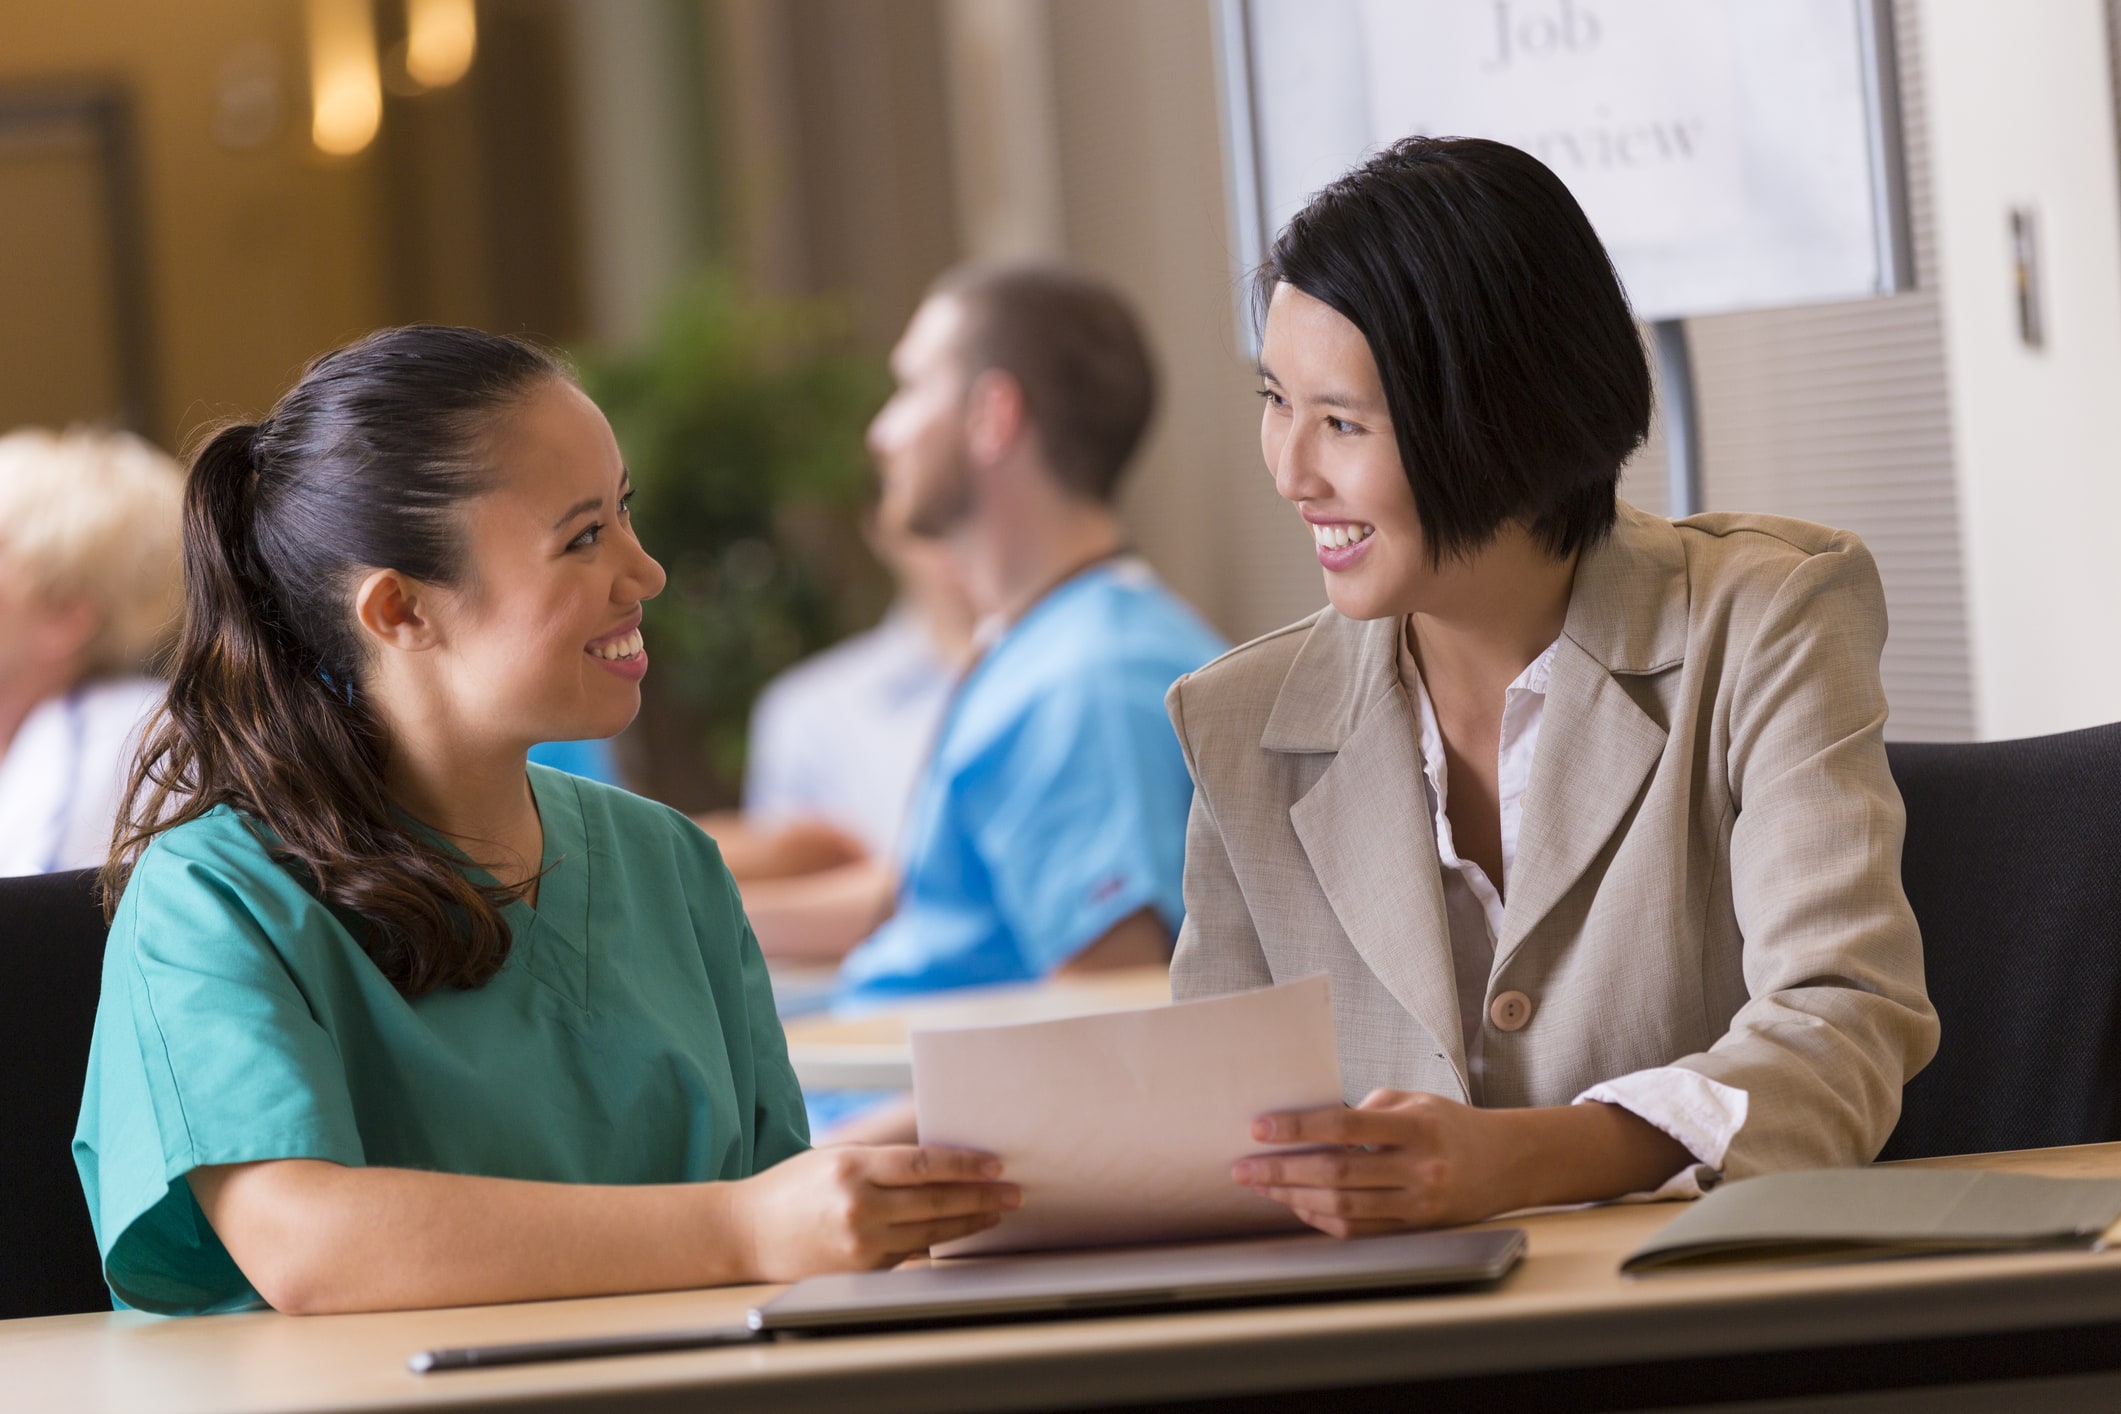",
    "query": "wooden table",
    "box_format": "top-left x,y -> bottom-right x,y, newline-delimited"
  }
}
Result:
778,966 -> 1172,1090
11,1144 -> 2121,1412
